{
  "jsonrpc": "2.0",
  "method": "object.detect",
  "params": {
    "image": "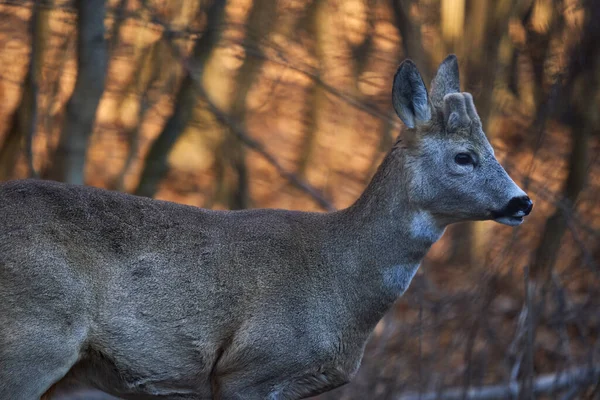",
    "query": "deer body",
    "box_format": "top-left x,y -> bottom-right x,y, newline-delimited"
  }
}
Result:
0,56 -> 532,400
